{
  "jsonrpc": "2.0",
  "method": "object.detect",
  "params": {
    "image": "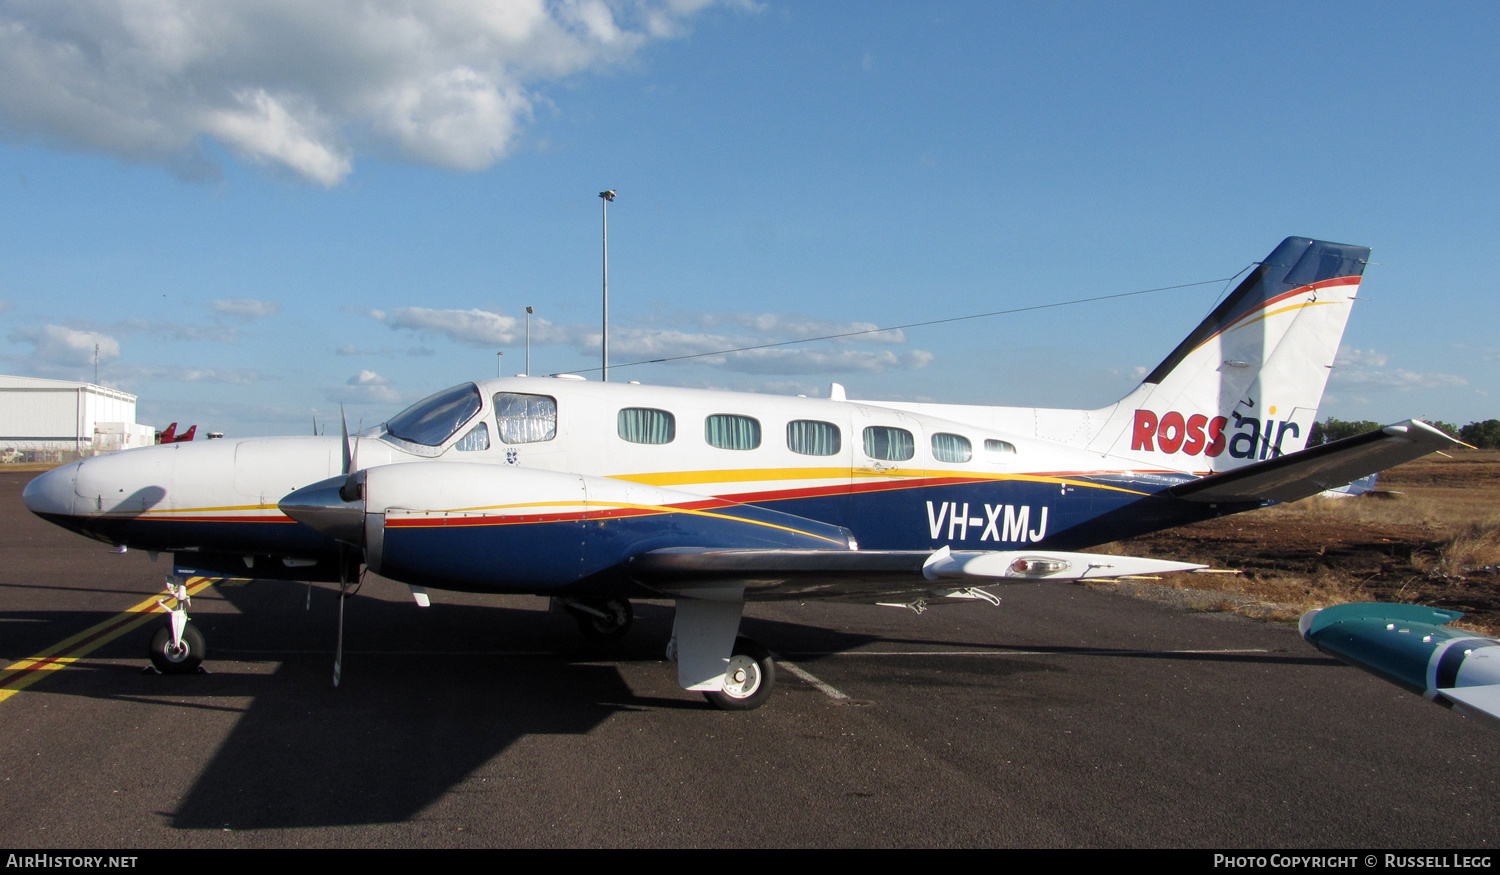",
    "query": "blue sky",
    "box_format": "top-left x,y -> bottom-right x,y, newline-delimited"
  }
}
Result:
0,1 -> 1494,436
